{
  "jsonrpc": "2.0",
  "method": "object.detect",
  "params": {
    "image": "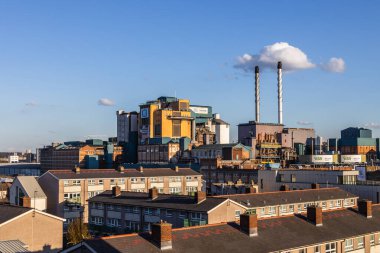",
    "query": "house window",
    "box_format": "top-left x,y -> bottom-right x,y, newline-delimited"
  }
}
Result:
150,177 -> 157,182
98,180 -> 104,185
345,239 -> 353,251
336,200 -> 341,207
289,205 -> 294,212
132,207 -> 140,214
261,207 -> 265,215
118,179 -> 125,184
179,211 -> 187,218
131,178 -> 137,183
72,180 -> 81,186
96,203 -> 103,209
329,201 -> 333,208
64,180 -> 69,186
191,212 -> 203,220
325,242 -> 336,253
110,179 -> 116,185
169,187 -> 181,194
88,191 -> 101,198
186,176 -> 192,181
91,216 -> 103,225
107,205 -> 114,210
235,210 -> 241,218
322,202 -> 327,210
88,179 -> 95,186
186,186 -> 197,193
370,234 -> 375,246
107,218 -> 121,227
125,206 -> 132,213
357,237 -> 364,249
298,249 -> 305,253
280,205 -> 287,213
269,206 -> 276,215
314,245 -> 321,253
166,209 -> 173,217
